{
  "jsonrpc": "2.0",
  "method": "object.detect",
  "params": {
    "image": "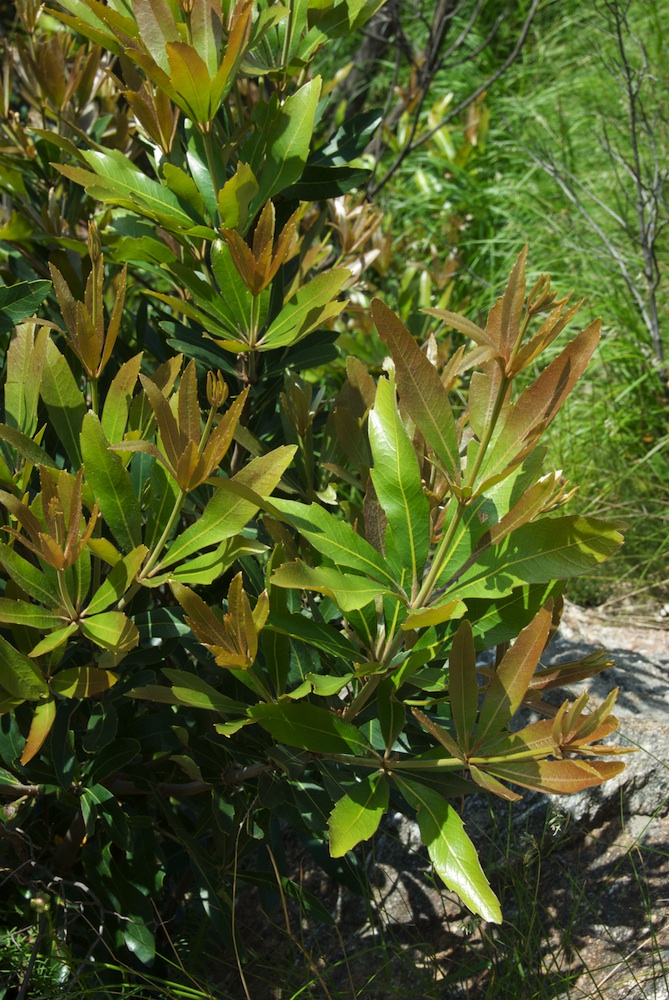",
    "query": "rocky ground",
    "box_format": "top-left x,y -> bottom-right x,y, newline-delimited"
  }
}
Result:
213,602 -> 669,1000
